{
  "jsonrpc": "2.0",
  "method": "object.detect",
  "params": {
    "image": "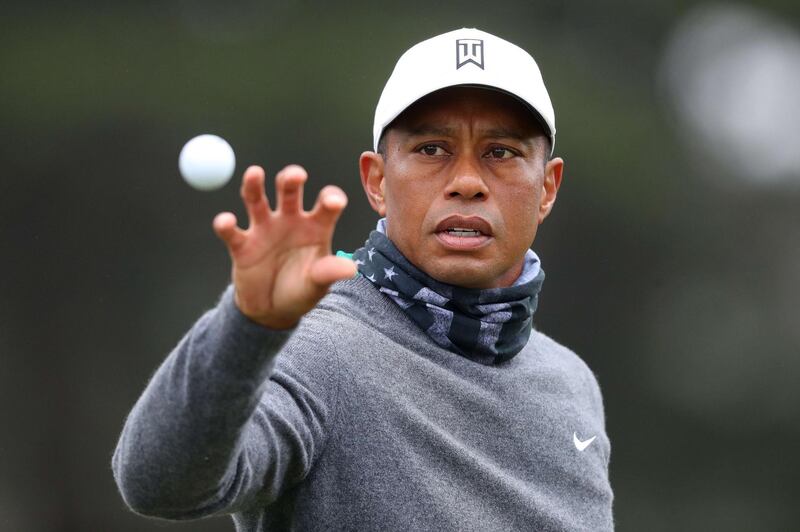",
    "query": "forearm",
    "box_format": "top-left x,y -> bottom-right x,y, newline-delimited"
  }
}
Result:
112,286 -> 293,518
